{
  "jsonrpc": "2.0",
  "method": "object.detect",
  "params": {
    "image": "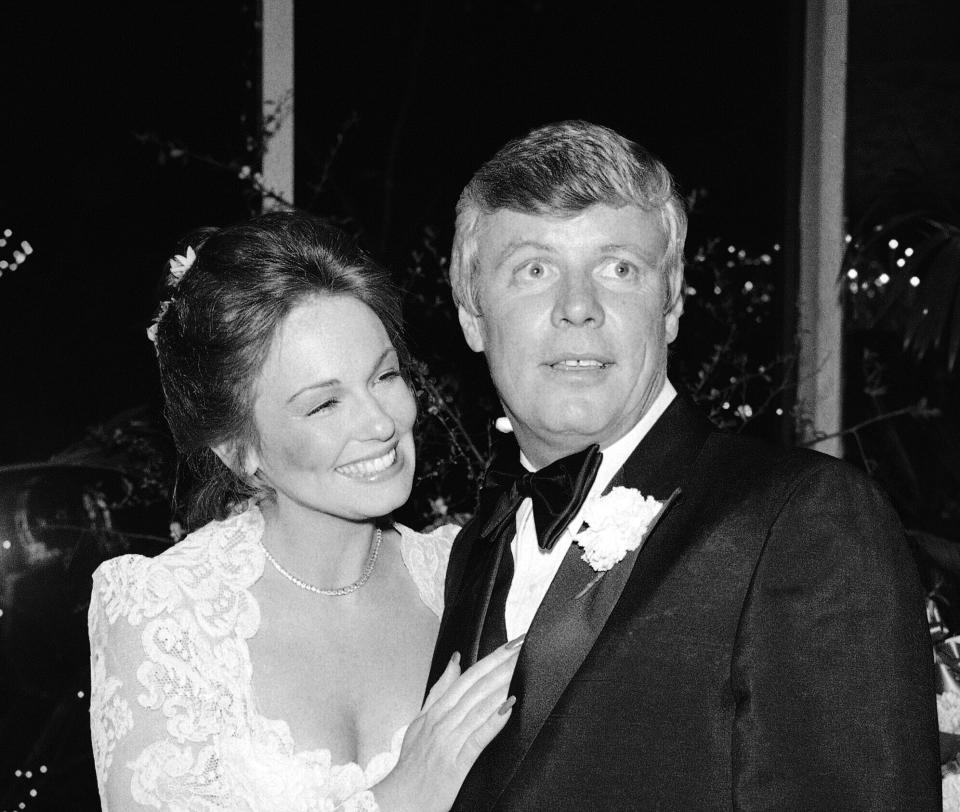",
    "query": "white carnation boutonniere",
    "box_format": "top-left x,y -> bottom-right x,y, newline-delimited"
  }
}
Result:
574,486 -> 681,598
